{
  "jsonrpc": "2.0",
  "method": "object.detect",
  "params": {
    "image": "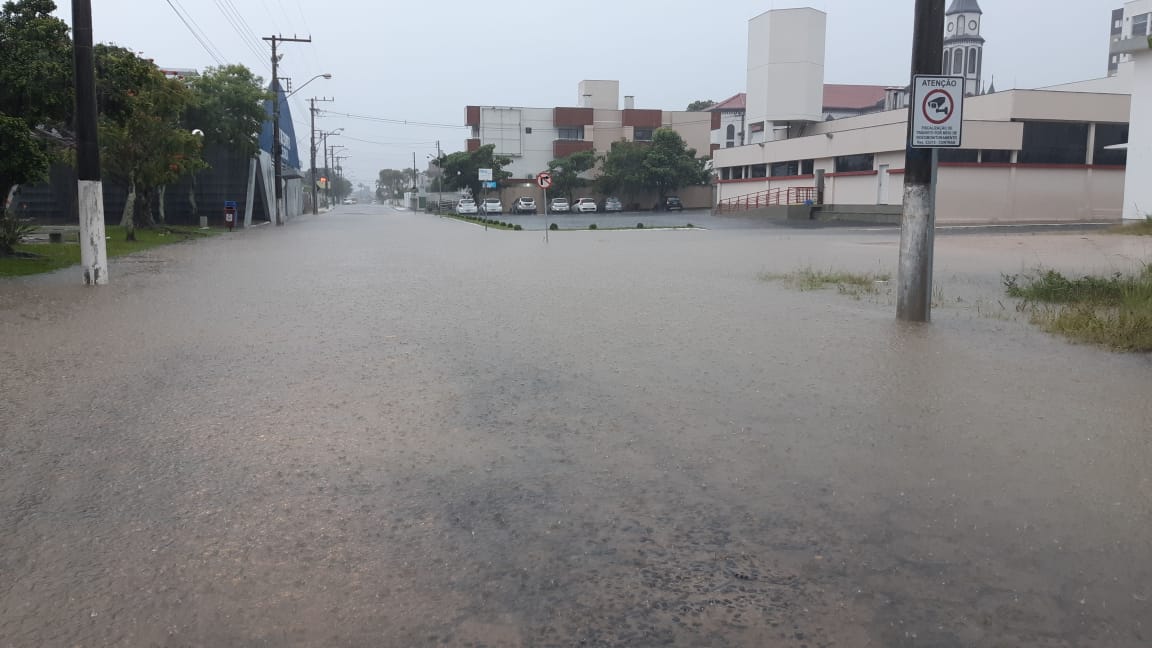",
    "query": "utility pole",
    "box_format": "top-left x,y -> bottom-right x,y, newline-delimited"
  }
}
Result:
72,0 -> 108,285
262,34 -> 311,226
436,140 -> 443,210
897,0 -> 945,322
309,97 -> 333,215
